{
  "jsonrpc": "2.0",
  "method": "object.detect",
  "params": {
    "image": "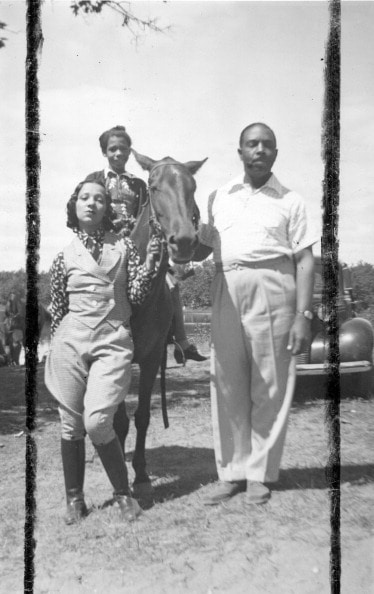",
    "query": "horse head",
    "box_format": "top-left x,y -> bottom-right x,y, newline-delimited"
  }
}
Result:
132,149 -> 207,264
